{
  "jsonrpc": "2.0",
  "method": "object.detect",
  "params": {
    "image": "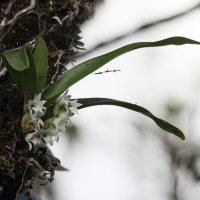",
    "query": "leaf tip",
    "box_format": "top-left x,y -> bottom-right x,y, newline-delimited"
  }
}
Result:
181,134 -> 185,141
